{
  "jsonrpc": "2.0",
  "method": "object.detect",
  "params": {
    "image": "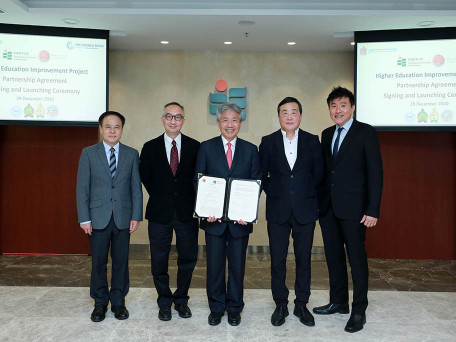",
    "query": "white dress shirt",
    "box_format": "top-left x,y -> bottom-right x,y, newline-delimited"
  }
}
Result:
281,128 -> 299,170
331,117 -> 354,153
221,135 -> 237,158
103,140 -> 119,168
164,133 -> 182,163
